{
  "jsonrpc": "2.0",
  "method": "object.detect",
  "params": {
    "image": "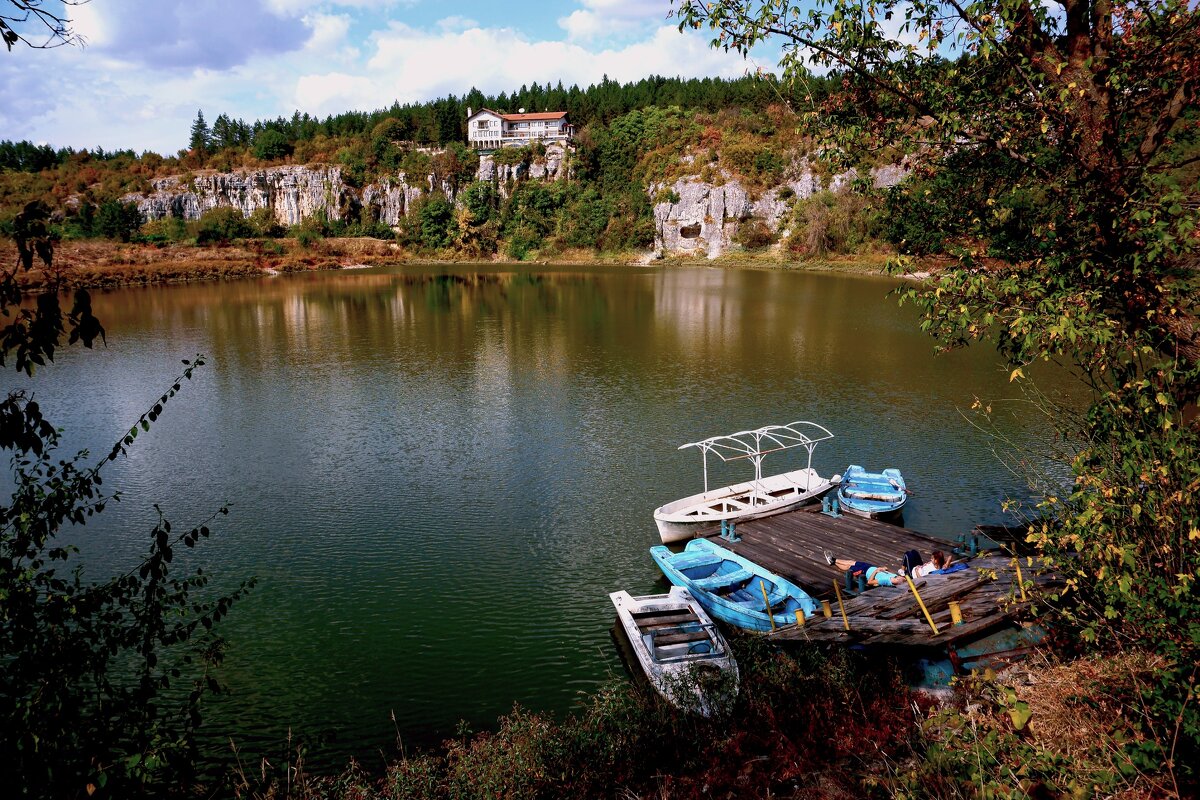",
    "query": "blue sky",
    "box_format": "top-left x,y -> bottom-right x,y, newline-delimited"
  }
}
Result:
0,0 -> 773,155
